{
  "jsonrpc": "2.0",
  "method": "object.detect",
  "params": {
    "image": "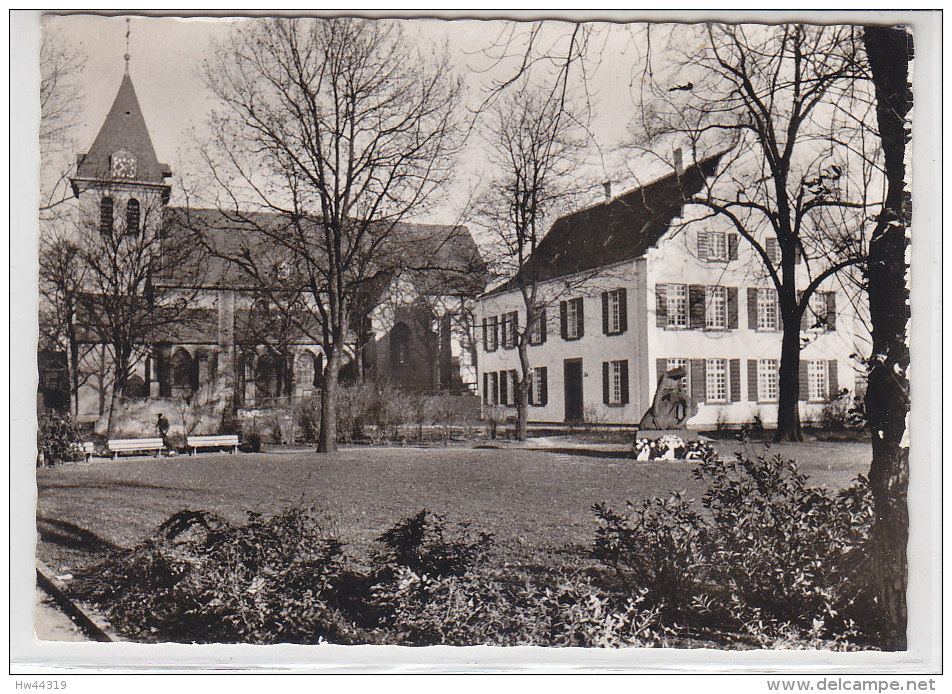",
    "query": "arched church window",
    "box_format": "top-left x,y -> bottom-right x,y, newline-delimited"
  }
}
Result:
391,322 -> 411,367
126,198 -> 140,235
100,197 -> 114,235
